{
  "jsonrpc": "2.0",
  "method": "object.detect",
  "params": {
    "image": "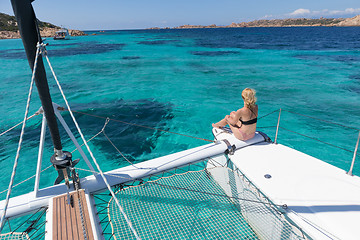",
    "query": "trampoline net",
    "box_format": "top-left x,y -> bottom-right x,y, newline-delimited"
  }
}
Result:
0,233 -> 29,240
107,156 -> 306,240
